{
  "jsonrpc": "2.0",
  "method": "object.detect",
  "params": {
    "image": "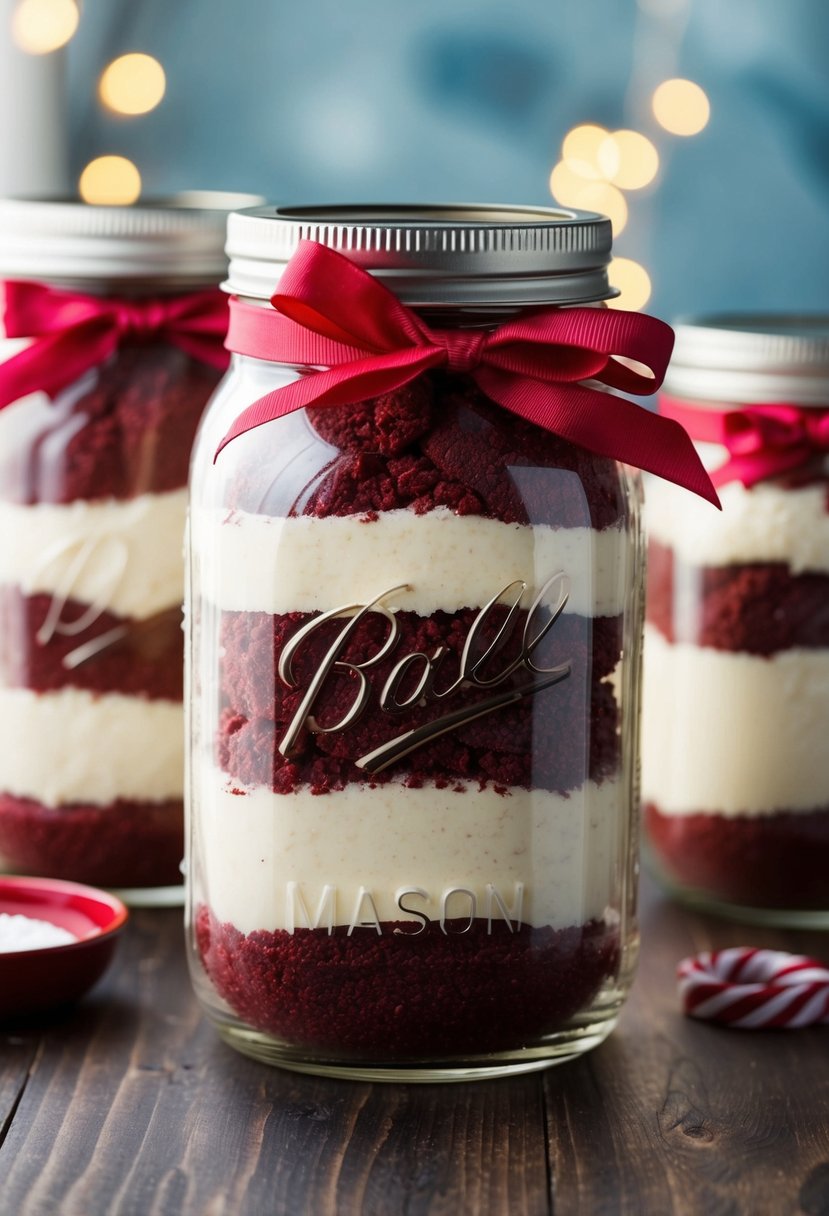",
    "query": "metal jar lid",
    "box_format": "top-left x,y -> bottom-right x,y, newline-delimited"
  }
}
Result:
665,315 -> 829,407
224,203 -> 615,308
0,192 -> 262,289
